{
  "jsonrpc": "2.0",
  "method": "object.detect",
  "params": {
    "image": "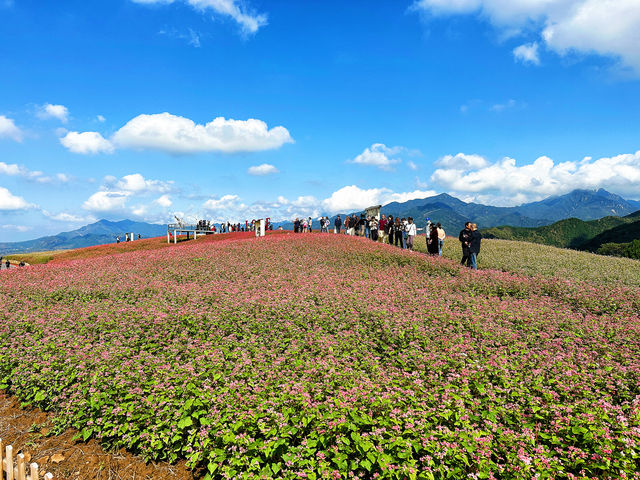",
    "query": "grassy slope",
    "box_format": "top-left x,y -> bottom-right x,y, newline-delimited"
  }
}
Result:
413,235 -> 640,287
